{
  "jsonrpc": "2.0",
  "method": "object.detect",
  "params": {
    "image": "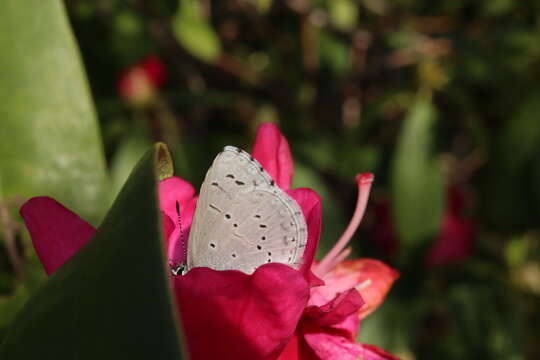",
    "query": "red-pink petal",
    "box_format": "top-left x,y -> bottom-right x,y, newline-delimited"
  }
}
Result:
162,211 -> 175,241
359,344 -> 402,360
370,198 -> 400,258
304,289 -> 364,330
159,176 -> 197,266
277,334 -> 303,360
305,270 -> 325,287
140,56 -> 166,87
303,332 -> 364,360
303,335 -> 401,360
252,123 -> 294,190
175,263 -> 309,360
159,176 -> 196,213
426,186 -> 475,267
20,197 -> 96,275
287,188 -> 322,275
303,288 -> 363,341
426,212 -> 475,267
310,259 -> 399,320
